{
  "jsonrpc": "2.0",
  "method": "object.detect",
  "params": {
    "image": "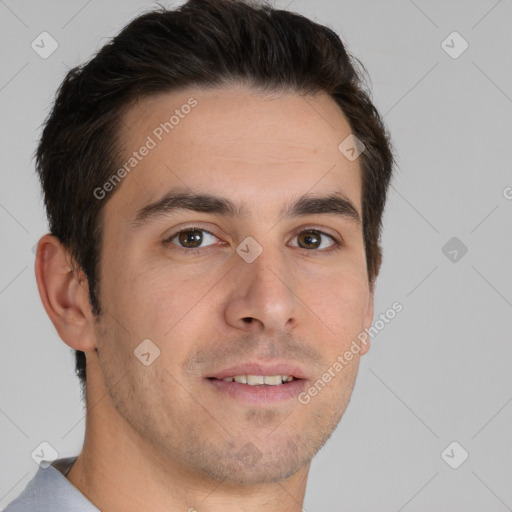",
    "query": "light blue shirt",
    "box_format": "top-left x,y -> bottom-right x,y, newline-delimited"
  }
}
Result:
3,457 -> 100,511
